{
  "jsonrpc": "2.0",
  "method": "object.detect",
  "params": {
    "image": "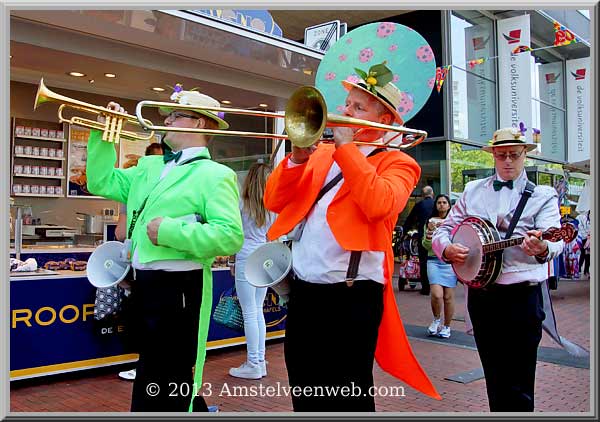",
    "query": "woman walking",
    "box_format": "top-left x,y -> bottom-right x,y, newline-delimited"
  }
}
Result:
422,194 -> 456,338
229,162 -> 274,379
